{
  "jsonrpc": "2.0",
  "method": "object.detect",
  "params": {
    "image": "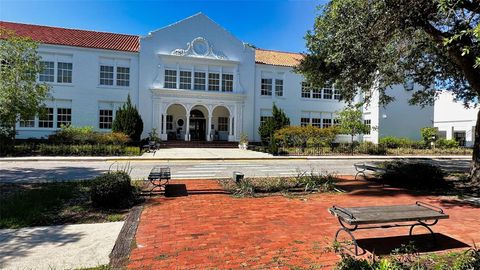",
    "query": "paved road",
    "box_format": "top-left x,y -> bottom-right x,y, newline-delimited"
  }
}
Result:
0,158 -> 471,183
